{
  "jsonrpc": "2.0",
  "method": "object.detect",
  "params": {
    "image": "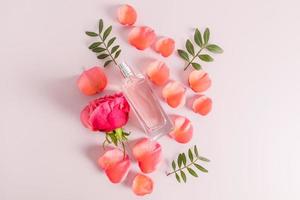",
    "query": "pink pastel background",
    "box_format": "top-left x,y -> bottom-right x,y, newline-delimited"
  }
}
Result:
1,0 -> 300,199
